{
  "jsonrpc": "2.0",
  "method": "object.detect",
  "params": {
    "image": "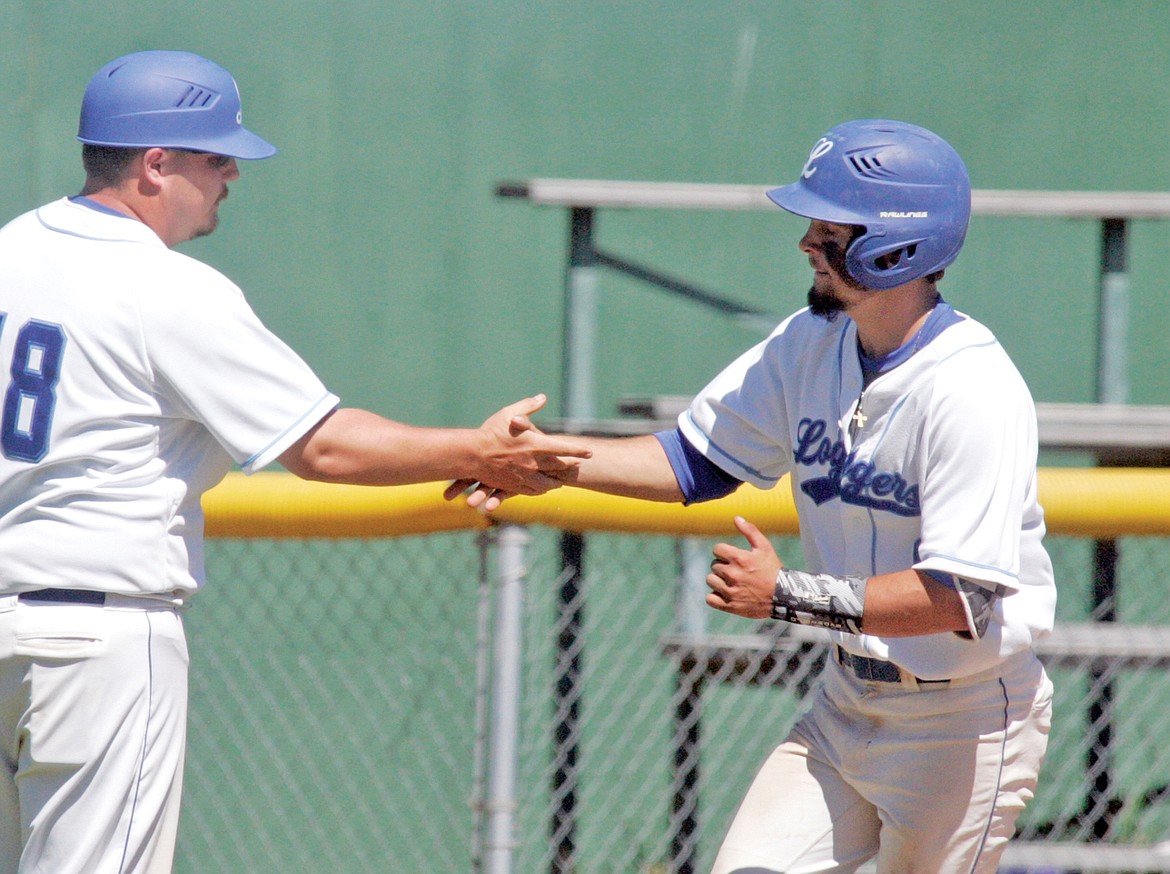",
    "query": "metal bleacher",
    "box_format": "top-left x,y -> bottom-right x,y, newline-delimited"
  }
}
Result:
632,394 -> 1170,874
498,179 -> 1170,872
